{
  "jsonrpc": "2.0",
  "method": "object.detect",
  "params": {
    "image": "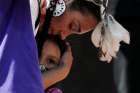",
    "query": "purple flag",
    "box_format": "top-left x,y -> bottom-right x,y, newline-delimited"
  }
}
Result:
0,0 -> 44,93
